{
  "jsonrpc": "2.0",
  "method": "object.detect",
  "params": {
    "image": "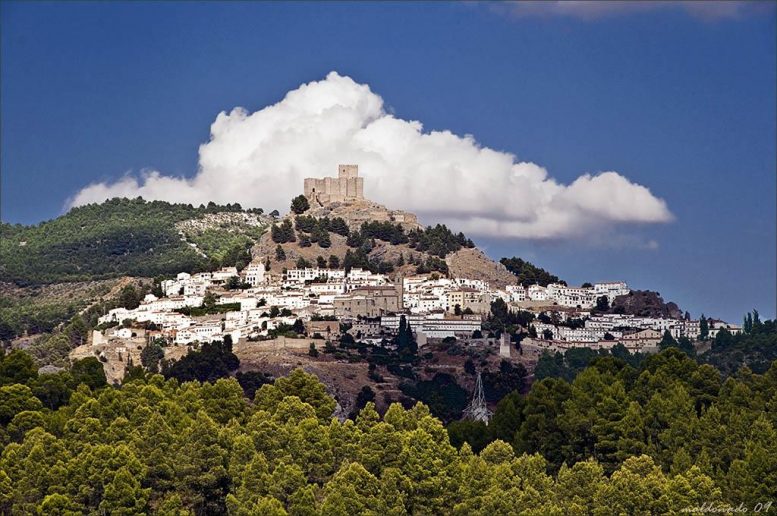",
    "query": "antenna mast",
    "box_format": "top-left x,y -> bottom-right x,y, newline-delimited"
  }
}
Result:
463,372 -> 493,424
